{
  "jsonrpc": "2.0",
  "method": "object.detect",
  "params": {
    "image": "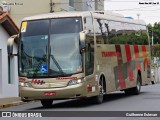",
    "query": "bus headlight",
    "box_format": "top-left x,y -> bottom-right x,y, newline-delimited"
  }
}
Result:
68,78 -> 85,86
20,82 -> 32,88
